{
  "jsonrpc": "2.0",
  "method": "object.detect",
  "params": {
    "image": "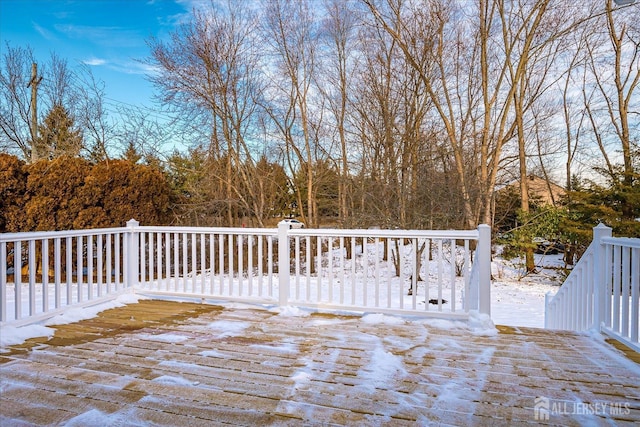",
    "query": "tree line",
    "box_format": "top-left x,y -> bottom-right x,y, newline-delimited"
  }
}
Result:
1,1 -> 638,260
